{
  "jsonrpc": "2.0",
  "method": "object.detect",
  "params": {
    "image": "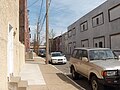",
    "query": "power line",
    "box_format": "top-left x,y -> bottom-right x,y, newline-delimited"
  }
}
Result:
40,13 -> 46,31
37,0 -> 52,36
39,0 -> 52,31
38,0 -> 44,22
49,0 -> 52,8
27,0 -> 40,8
38,13 -> 46,34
